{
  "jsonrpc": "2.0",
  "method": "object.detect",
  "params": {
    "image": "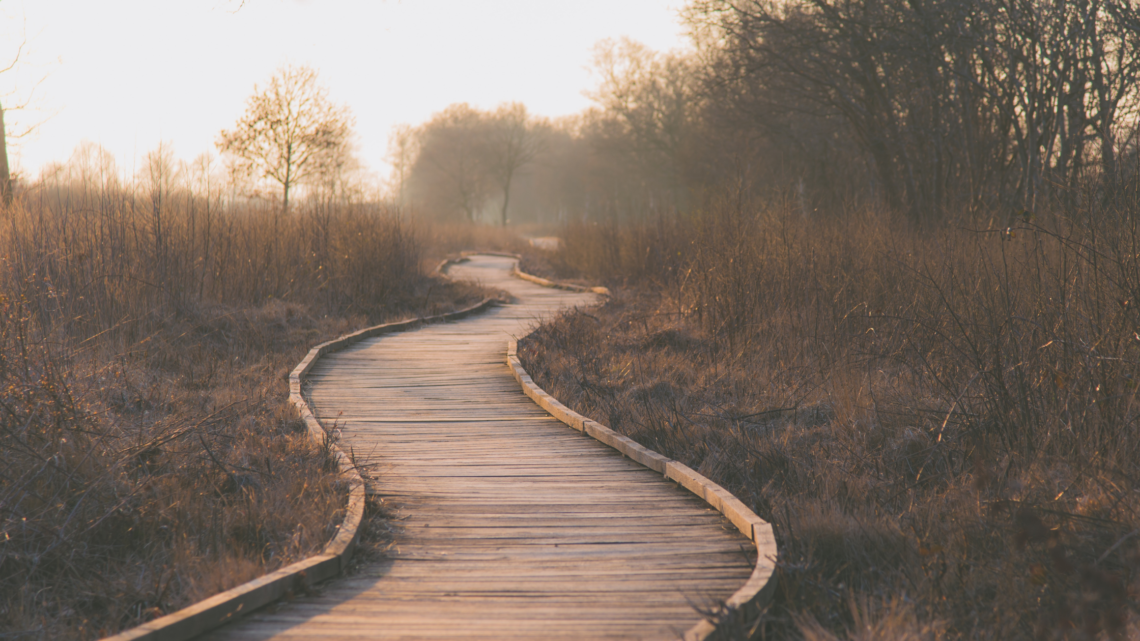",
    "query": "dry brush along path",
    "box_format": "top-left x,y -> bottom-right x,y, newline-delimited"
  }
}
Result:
202,254 -> 772,641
